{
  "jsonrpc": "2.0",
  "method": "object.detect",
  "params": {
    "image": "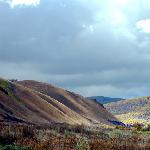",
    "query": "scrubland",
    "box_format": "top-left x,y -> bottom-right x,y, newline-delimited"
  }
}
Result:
0,122 -> 150,150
